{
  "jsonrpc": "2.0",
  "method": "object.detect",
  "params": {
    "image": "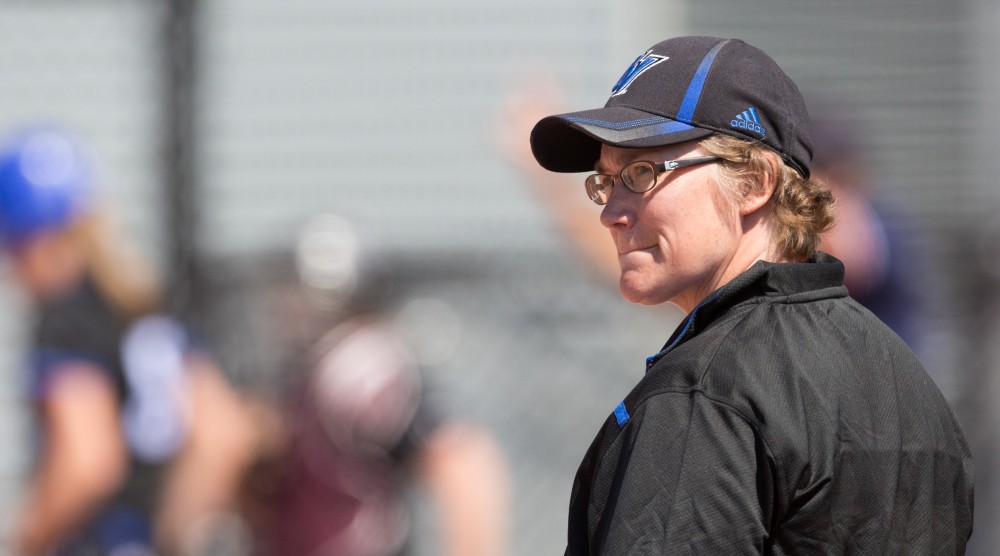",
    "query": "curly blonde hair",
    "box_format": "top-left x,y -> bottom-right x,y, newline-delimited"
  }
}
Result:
699,134 -> 836,261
